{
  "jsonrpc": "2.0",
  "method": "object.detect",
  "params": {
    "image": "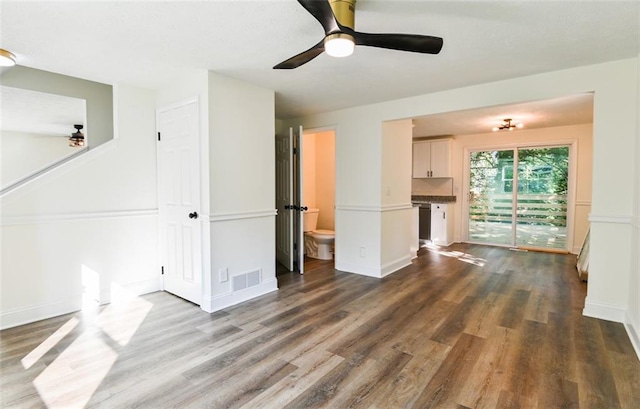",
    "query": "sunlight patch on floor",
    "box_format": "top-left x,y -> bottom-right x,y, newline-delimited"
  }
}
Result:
33,332 -> 117,408
97,282 -> 153,346
423,243 -> 486,267
21,317 -> 79,370
26,265 -> 154,407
